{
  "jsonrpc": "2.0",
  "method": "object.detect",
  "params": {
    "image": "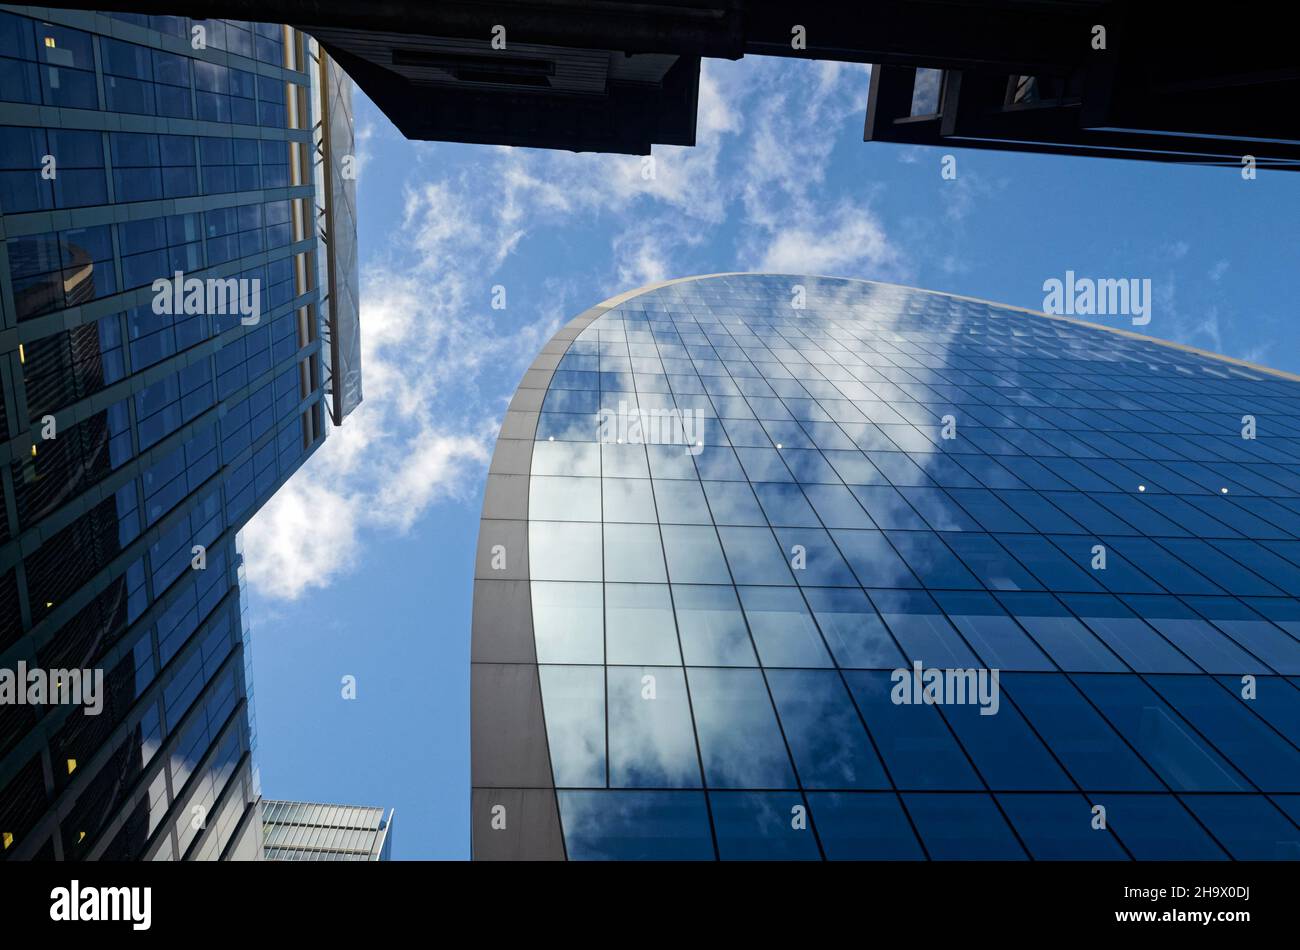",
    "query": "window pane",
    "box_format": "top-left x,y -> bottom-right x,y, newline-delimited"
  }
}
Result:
605,583 -> 679,665
738,586 -> 832,667
538,665 -> 604,787
532,581 -> 602,663
557,791 -> 713,860
607,667 -> 700,788
687,667 -> 795,789
768,669 -> 887,789
709,792 -> 820,860
807,792 -> 924,859
672,584 -> 756,666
